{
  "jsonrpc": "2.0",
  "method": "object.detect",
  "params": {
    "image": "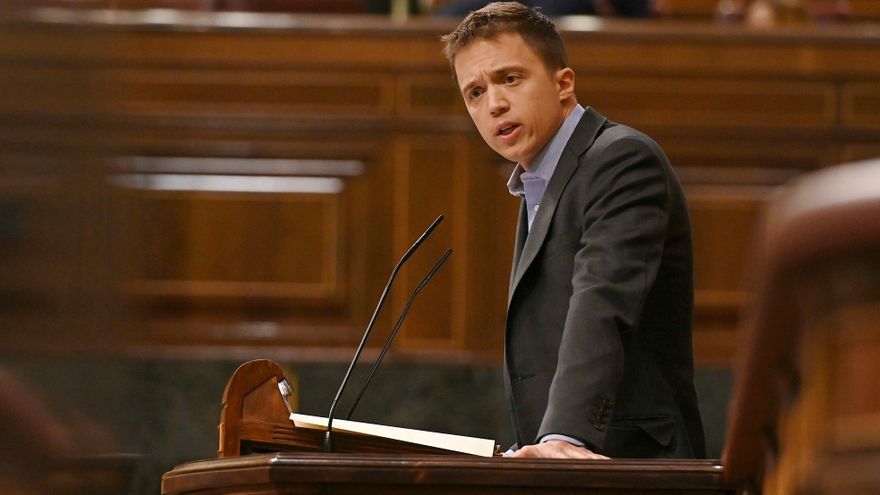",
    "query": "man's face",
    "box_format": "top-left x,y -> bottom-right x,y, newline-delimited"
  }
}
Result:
454,32 -> 573,169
